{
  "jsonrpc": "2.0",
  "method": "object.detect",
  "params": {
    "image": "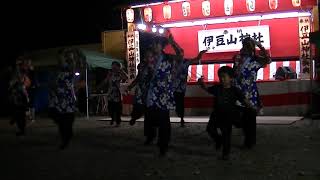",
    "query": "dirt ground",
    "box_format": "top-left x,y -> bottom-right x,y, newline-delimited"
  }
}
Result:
1,117 -> 320,180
